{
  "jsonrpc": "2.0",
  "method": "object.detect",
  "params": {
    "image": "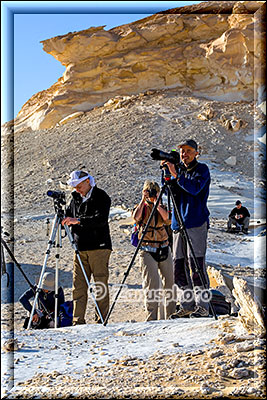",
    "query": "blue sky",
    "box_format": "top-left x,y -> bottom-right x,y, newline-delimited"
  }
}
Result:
1,1 -> 203,124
